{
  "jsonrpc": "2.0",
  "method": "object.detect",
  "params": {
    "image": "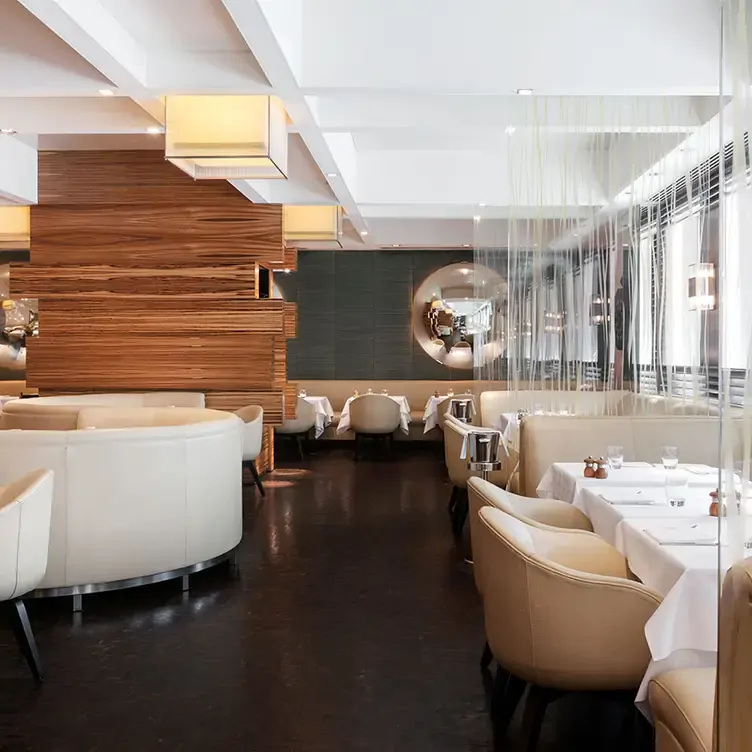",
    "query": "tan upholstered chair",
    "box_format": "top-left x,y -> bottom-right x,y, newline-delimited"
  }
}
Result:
476,506 -> 661,748
275,398 -> 317,460
443,416 -> 517,536
649,558 -> 752,752
349,394 -> 401,459
468,476 -> 594,670
234,405 -> 265,495
0,469 -> 54,681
